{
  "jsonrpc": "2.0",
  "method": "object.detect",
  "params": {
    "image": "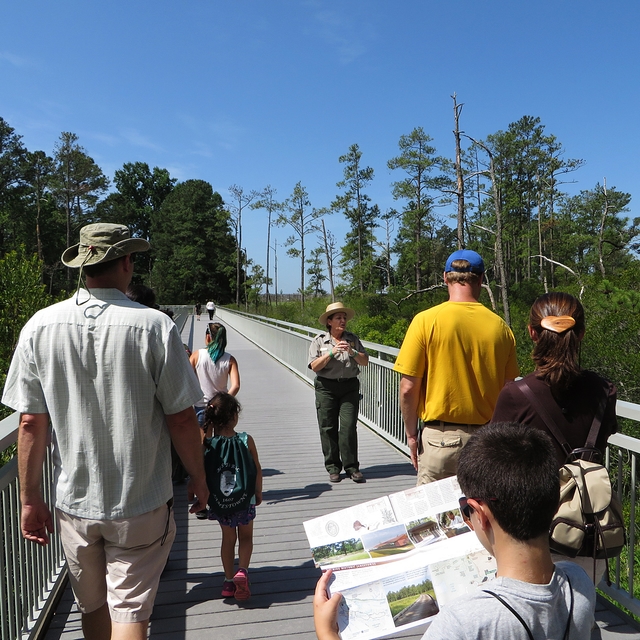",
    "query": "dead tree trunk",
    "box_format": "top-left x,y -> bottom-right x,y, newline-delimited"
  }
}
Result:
452,93 -> 465,249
